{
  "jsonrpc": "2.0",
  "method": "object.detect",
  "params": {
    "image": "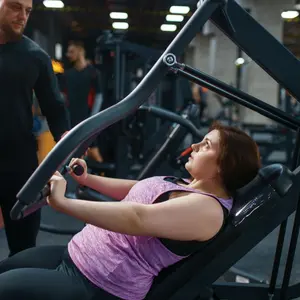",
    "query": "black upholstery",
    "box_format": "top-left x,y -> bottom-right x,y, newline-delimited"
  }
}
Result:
232,164 -> 294,226
145,164 -> 297,299
259,164 -> 294,197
